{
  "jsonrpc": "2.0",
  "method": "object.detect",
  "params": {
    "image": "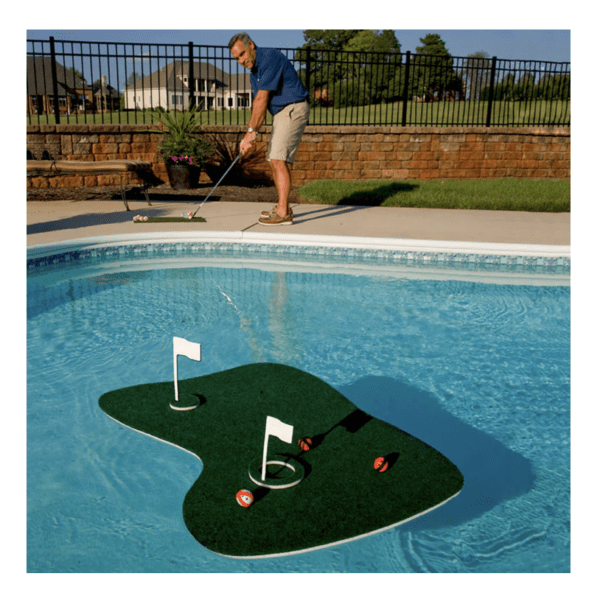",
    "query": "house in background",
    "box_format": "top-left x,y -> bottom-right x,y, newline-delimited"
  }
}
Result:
93,75 -> 121,112
124,60 -> 253,111
225,71 -> 252,110
27,56 -> 93,115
